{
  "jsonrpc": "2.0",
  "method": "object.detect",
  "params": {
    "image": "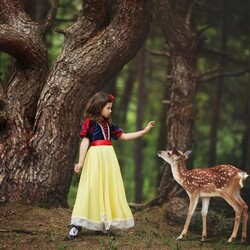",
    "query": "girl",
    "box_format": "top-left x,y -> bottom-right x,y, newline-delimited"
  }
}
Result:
66,91 -> 155,240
